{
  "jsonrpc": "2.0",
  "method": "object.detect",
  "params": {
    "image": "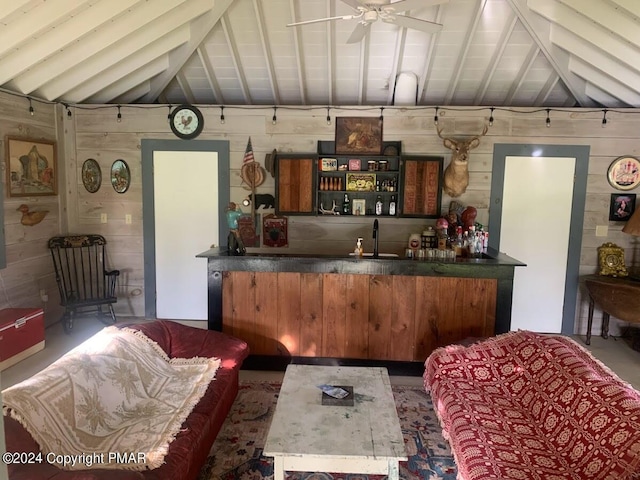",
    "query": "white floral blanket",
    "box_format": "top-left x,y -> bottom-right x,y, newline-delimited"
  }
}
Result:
2,326 -> 220,471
